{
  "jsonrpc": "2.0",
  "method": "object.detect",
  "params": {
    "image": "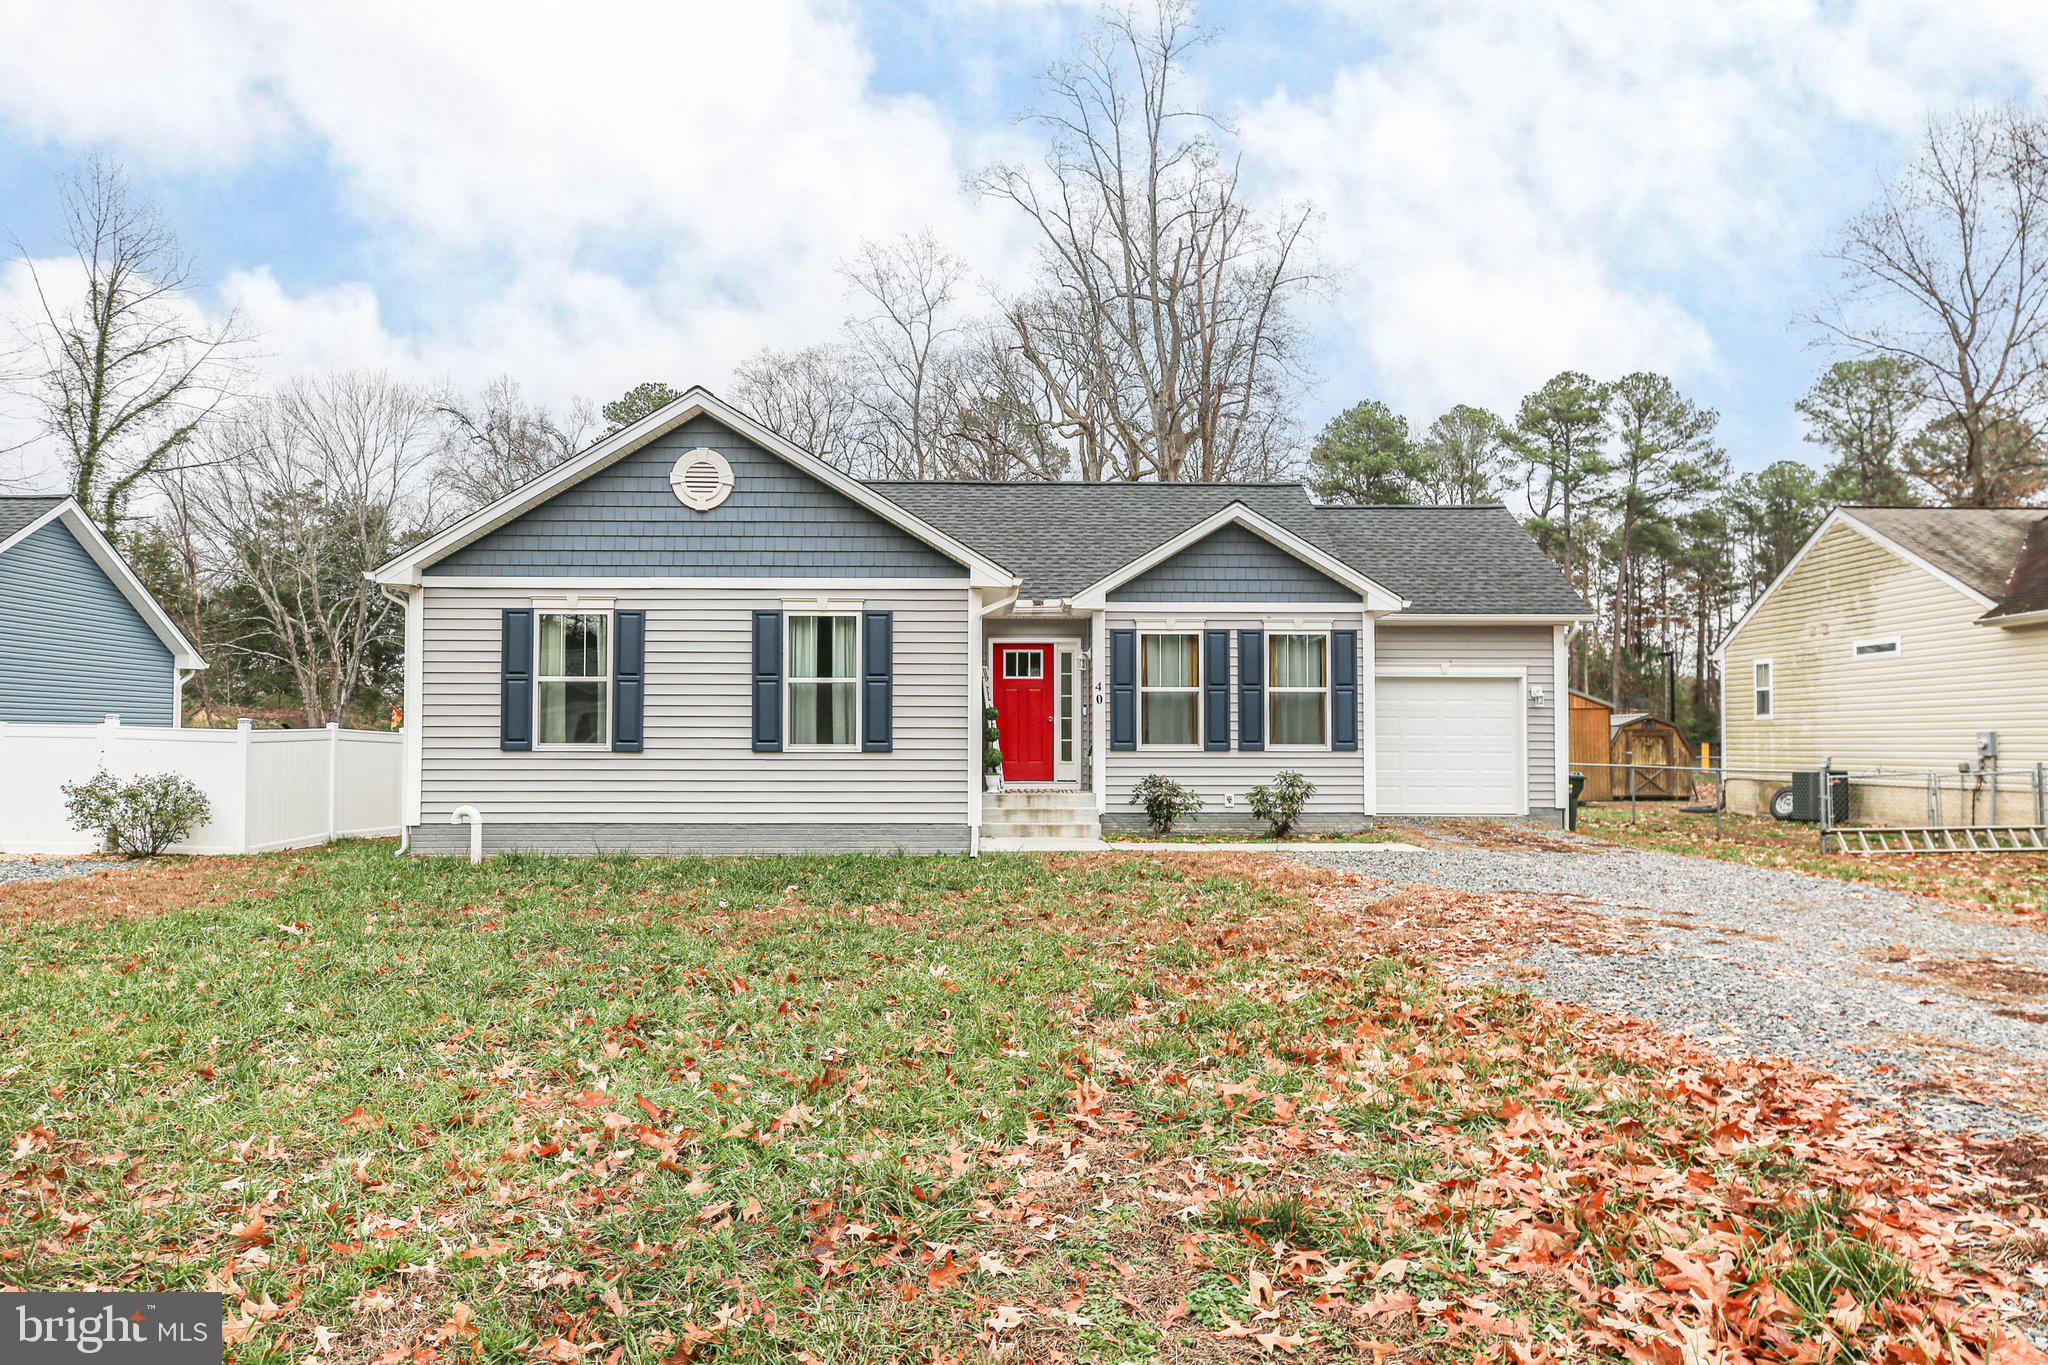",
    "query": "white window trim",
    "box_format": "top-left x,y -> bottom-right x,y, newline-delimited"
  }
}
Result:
786,610 -> 862,752
1137,629 -> 1204,751
1000,648 -> 1047,680
1056,642 -> 1080,778
534,608 -> 613,751
1850,635 -> 1902,660
1752,657 -> 1774,721
1267,630 -> 1332,750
